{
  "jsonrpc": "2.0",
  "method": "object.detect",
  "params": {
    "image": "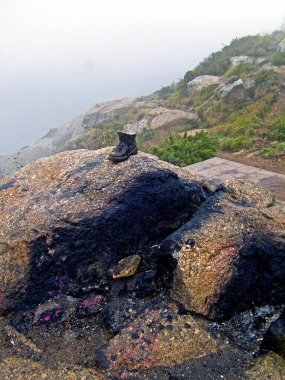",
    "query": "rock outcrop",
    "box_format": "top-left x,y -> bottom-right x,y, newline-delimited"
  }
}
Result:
96,302 -> 218,371
0,115 -> 84,178
187,75 -> 223,96
0,357 -> 107,380
124,107 -> 199,134
245,351 -> 285,380
230,55 -> 268,66
161,180 -> 285,320
0,149 -> 284,322
82,97 -> 136,128
0,149 -> 210,314
0,149 -> 284,378
220,78 -> 253,102
230,56 -> 255,66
